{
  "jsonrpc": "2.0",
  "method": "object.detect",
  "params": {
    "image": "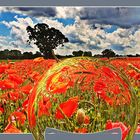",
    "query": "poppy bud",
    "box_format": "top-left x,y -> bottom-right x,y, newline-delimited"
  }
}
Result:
76,108 -> 85,125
